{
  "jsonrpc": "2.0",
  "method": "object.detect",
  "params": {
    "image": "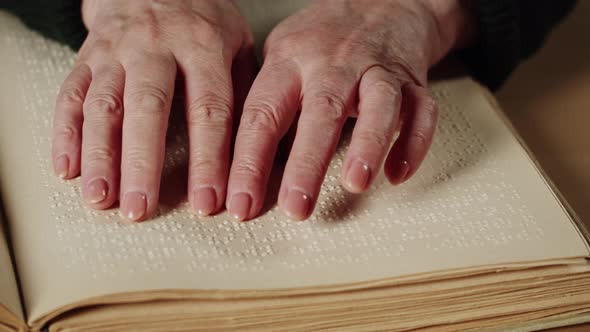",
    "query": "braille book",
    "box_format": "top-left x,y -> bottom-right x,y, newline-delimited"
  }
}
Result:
1,3 -> 590,332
